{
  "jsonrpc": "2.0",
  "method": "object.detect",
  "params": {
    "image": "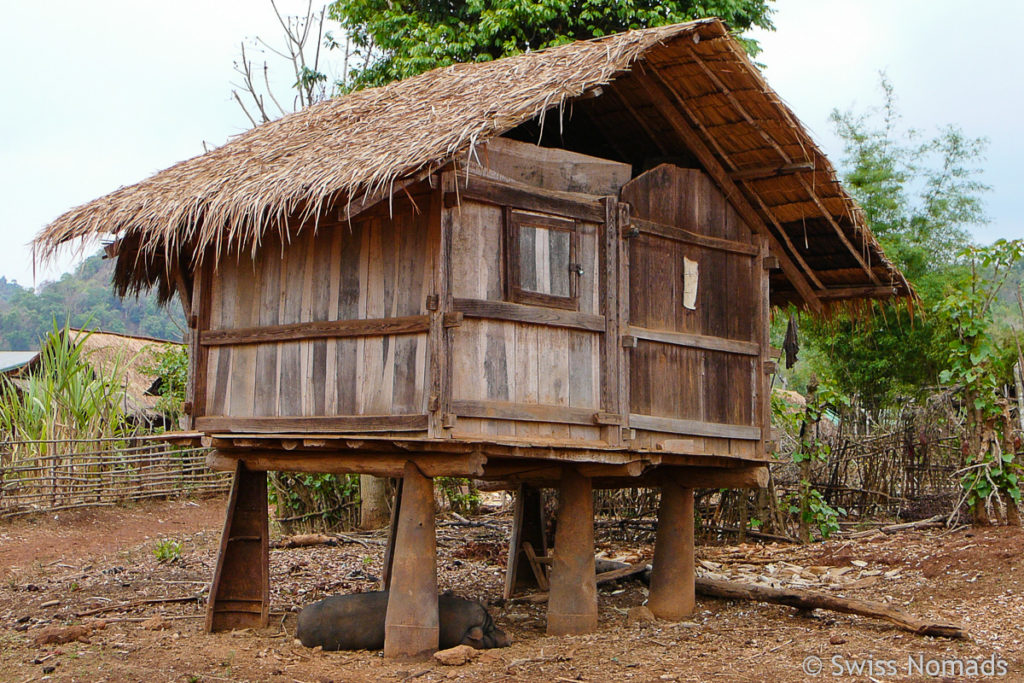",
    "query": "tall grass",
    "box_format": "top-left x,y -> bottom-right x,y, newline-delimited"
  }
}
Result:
0,322 -> 136,468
